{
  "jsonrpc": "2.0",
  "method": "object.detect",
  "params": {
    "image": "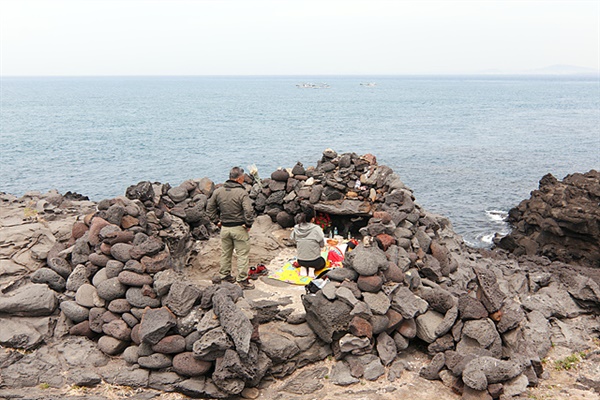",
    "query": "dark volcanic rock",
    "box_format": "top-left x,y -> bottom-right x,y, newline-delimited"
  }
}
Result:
126,181 -> 155,202
118,270 -> 153,286
0,284 -> 58,317
193,326 -> 234,361
139,353 -> 173,369
9,150 -> 598,400
344,244 -> 389,276
47,257 -> 73,279
462,356 -> 526,391
96,277 -> 127,301
303,292 -> 353,343
97,335 -> 128,355
458,294 -> 489,321
212,289 -> 253,357
126,287 -> 161,308
165,281 -> 202,317
173,352 -> 212,377
152,335 -> 186,354
497,170 -> 600,267
139,306 -> 177,345
474,267 -> 506,313
31,268 -> 66,291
